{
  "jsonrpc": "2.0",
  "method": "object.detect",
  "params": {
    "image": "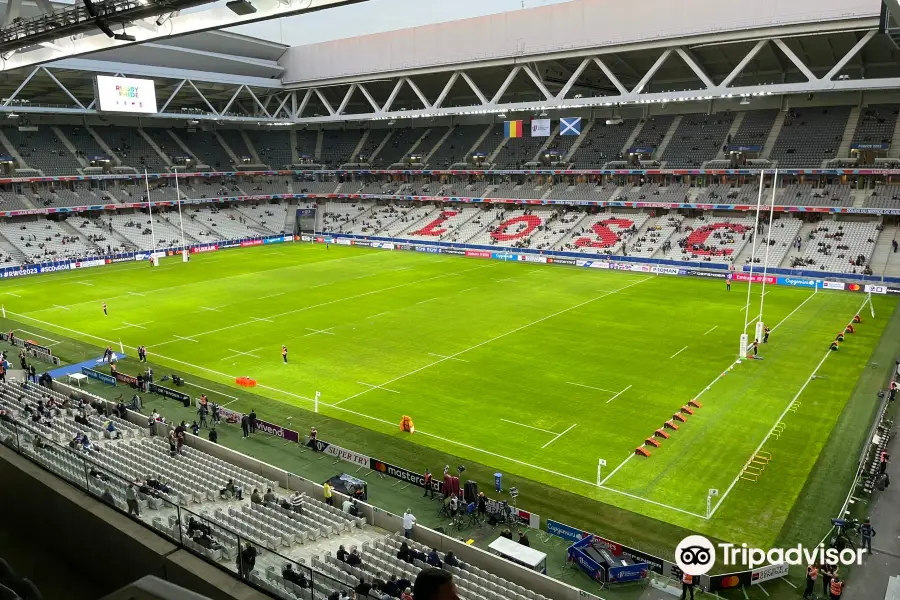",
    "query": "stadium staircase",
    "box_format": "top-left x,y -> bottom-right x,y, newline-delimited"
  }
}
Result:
421,127 -> 453,165
211,131 -> 240,166
486,134 -> 509,166
0,129 -> 26,169
654,115 -> 682,161
459,125 -> 495,167
57,219 -> 101,251
0,230 -> 27,264
531,124 -> 560,162
852,188 -> 869,208
890,124 -> 900,159
239,130 -> 262,164
777,221 -> 820,268
561,119 -> 594,163
50,126 -> 89,171
716,112 -> 746,160
618,119 -> 644,157
760,111 -> 785,161
137,128 -> 174,169
166,131 -> 200,166
833,106 -> 861,163
871,228 -> 900,278
86,126 -> 121,166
